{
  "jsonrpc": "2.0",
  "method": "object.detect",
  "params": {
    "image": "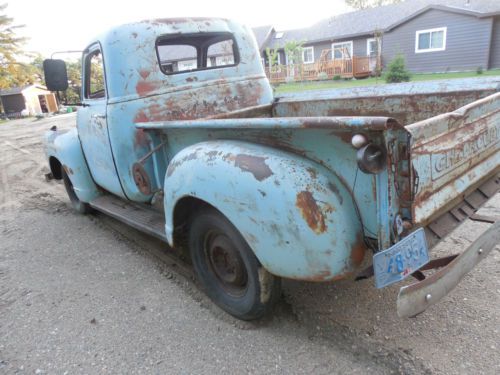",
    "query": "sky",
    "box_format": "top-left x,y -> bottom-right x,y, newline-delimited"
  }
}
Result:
9,0 -> 352,58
